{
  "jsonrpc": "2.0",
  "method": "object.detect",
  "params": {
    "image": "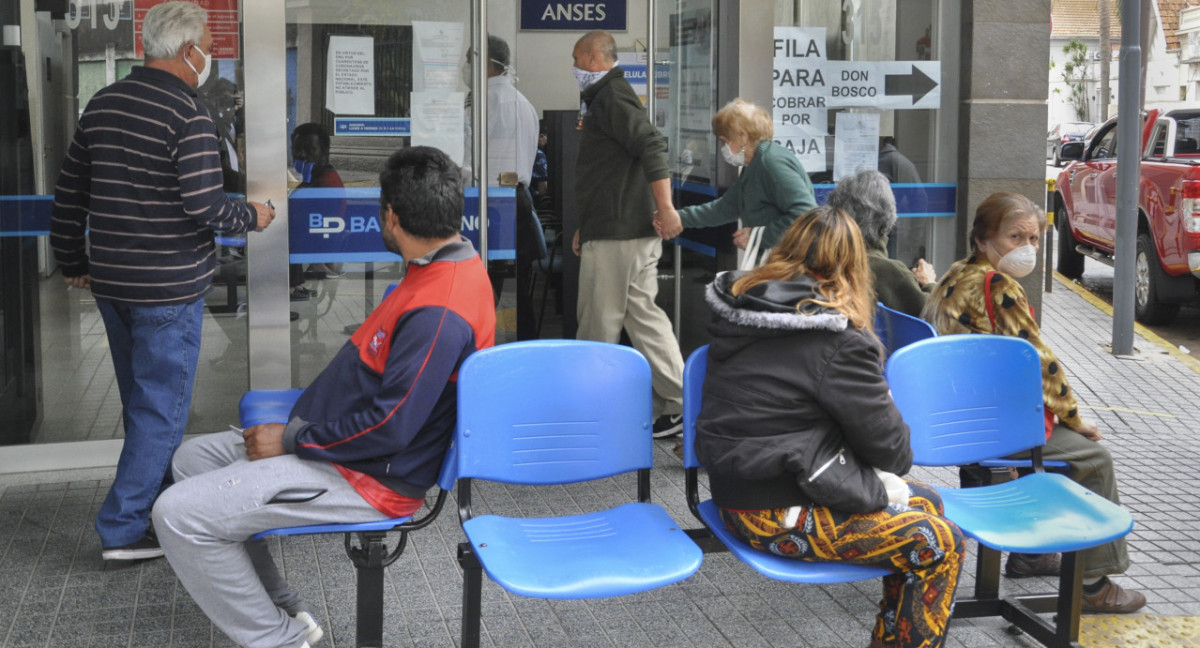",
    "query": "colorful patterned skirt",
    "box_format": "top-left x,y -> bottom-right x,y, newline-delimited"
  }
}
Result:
720,480 -> 965,648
